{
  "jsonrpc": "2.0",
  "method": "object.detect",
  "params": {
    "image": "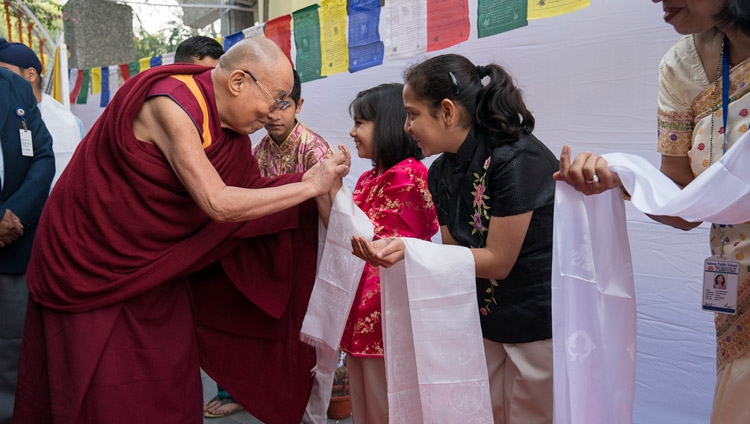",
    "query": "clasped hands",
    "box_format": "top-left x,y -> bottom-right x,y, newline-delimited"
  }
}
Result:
0,209 -> 23,248
303,144 -> 351,196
